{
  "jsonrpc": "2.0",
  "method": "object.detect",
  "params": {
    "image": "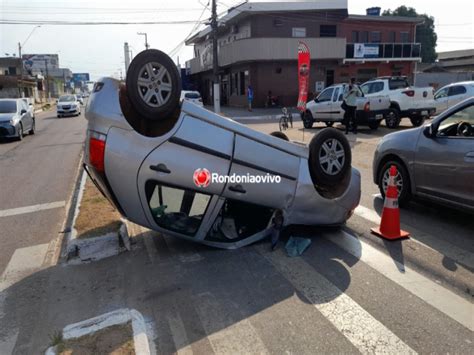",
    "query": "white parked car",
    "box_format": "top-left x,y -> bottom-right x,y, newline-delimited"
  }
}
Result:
22,97 -> 35,119
433,81 -> 474,115
180,90 -> 203,106
57,95 -> 81,117
361,76 -> 436,128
